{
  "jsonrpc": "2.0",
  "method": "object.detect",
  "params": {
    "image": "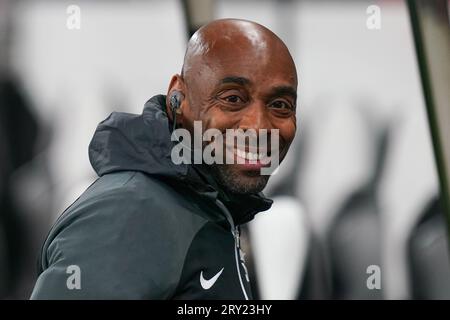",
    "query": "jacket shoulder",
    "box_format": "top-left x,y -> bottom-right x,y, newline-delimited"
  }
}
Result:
61,171 -> 206,228
32,171 -> 206,299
